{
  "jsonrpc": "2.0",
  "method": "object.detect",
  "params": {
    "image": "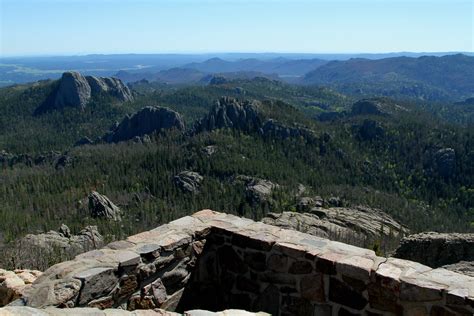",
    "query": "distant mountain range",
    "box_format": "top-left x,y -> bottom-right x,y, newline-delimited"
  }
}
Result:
301,54 -> 474,101
2,52 -> 472,86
